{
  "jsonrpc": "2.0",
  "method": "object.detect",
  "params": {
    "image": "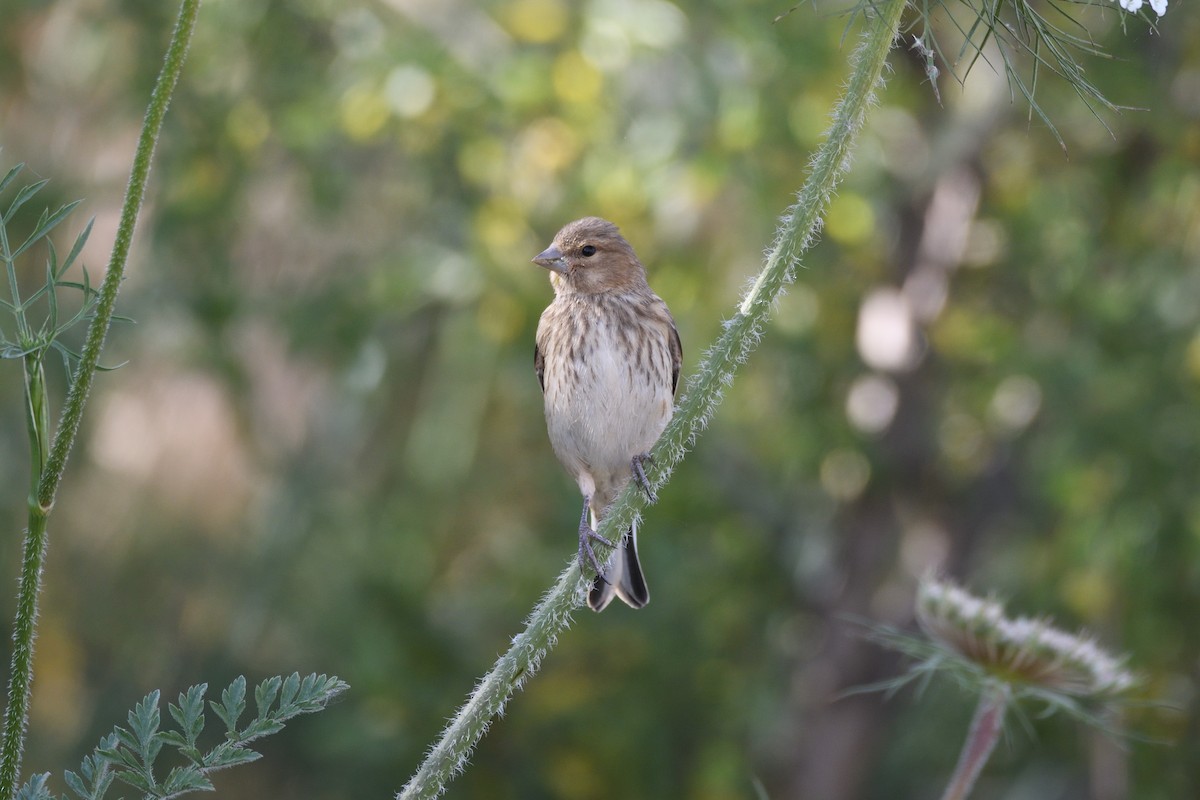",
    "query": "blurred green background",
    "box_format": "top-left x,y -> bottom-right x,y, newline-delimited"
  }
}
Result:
2,0 -> 1199,797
